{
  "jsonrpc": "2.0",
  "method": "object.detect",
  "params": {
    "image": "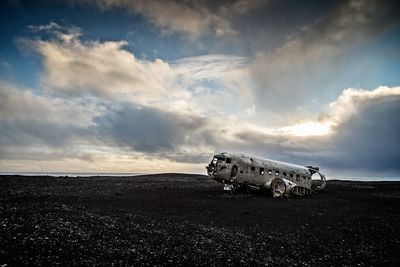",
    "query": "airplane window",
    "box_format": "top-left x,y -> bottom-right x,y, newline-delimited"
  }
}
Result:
226,158 -> 231,164
296,174 -> 300,181
268,169 -> 272,174
290,173 -> 293,178
259,168 -> 264,175
283,172 -> 287,176
275,171 -> 279,176
251,166 -> 255,171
